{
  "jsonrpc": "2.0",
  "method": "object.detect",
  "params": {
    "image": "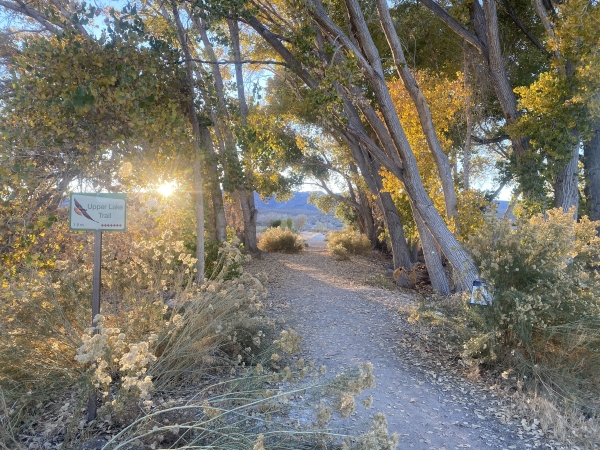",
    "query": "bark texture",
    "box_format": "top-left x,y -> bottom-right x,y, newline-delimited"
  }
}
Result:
553,146 -> 579,216
228,18 -> 260,253
375,0 -> 459,230
310,0 -> 477,290
584,123 -> 600,224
